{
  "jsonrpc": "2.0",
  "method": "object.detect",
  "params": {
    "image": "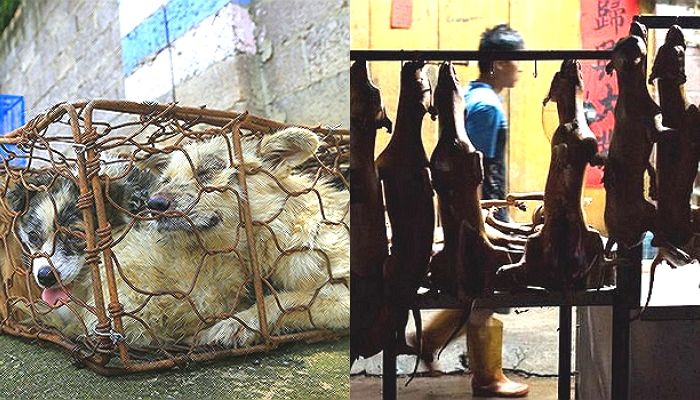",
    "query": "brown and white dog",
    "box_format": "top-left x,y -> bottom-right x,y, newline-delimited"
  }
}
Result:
7,159 -> 158,318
